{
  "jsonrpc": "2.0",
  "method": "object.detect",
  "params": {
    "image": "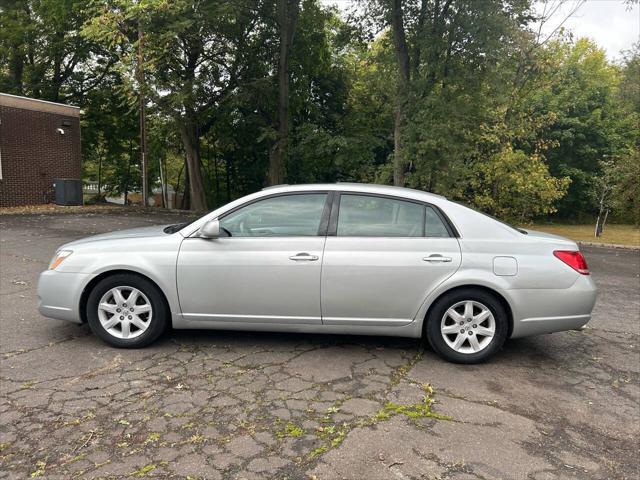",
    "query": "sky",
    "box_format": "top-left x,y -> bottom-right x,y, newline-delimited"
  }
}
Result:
533,0 -> 639,61
320,0 -> 639,61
